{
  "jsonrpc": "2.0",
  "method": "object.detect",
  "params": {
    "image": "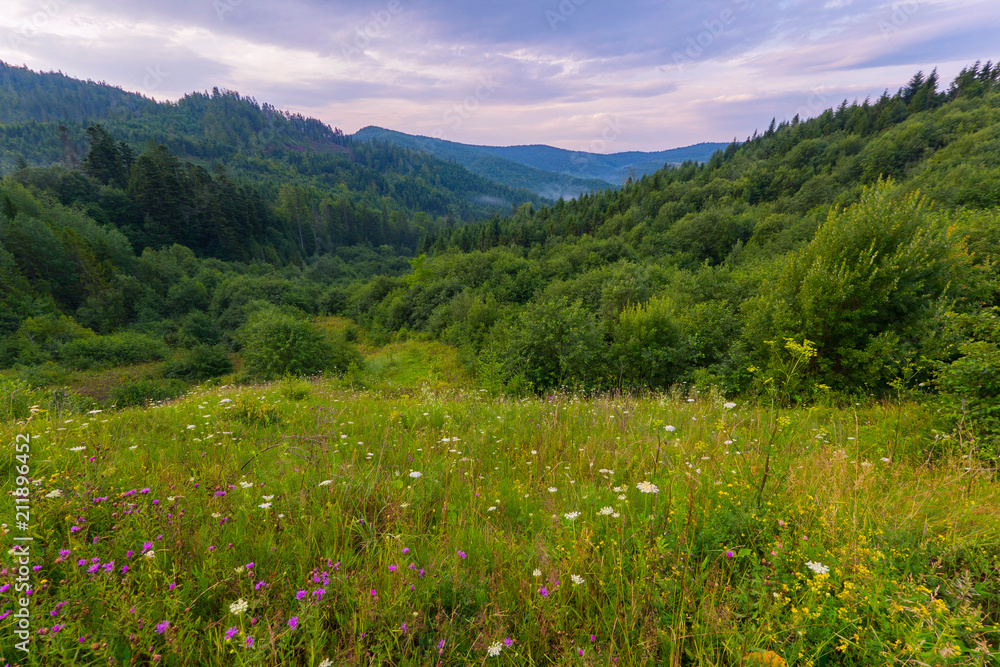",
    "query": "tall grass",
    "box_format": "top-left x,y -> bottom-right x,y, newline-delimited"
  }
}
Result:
1,378 -> 997,665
